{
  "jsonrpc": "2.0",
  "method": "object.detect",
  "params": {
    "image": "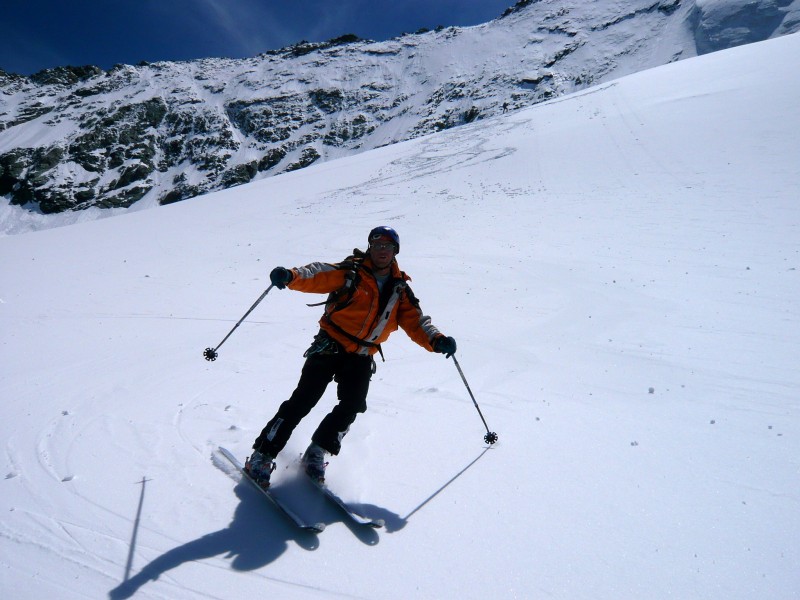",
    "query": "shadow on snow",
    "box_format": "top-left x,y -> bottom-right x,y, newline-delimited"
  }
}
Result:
108,481 -> 319,599
108,447 -> 490,597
